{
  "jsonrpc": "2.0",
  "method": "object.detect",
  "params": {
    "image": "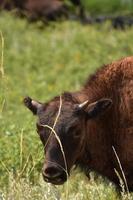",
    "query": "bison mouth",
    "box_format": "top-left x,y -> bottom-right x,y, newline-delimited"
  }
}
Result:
43,171 -> 67,185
